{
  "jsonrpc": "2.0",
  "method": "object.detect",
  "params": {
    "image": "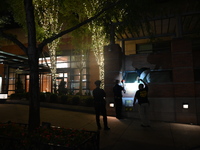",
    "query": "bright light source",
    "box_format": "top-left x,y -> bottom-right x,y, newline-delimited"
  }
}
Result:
56,63 -> 69,68
0,94 -> 7,99
109,102 -> 114,108
183,103 -> 189,109
124,83 -> 139,94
